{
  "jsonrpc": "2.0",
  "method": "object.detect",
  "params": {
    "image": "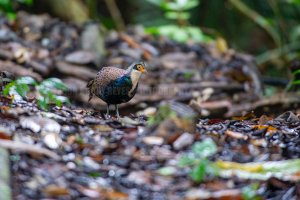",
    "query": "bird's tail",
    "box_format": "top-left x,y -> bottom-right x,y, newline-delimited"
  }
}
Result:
87,79 -> 94,102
